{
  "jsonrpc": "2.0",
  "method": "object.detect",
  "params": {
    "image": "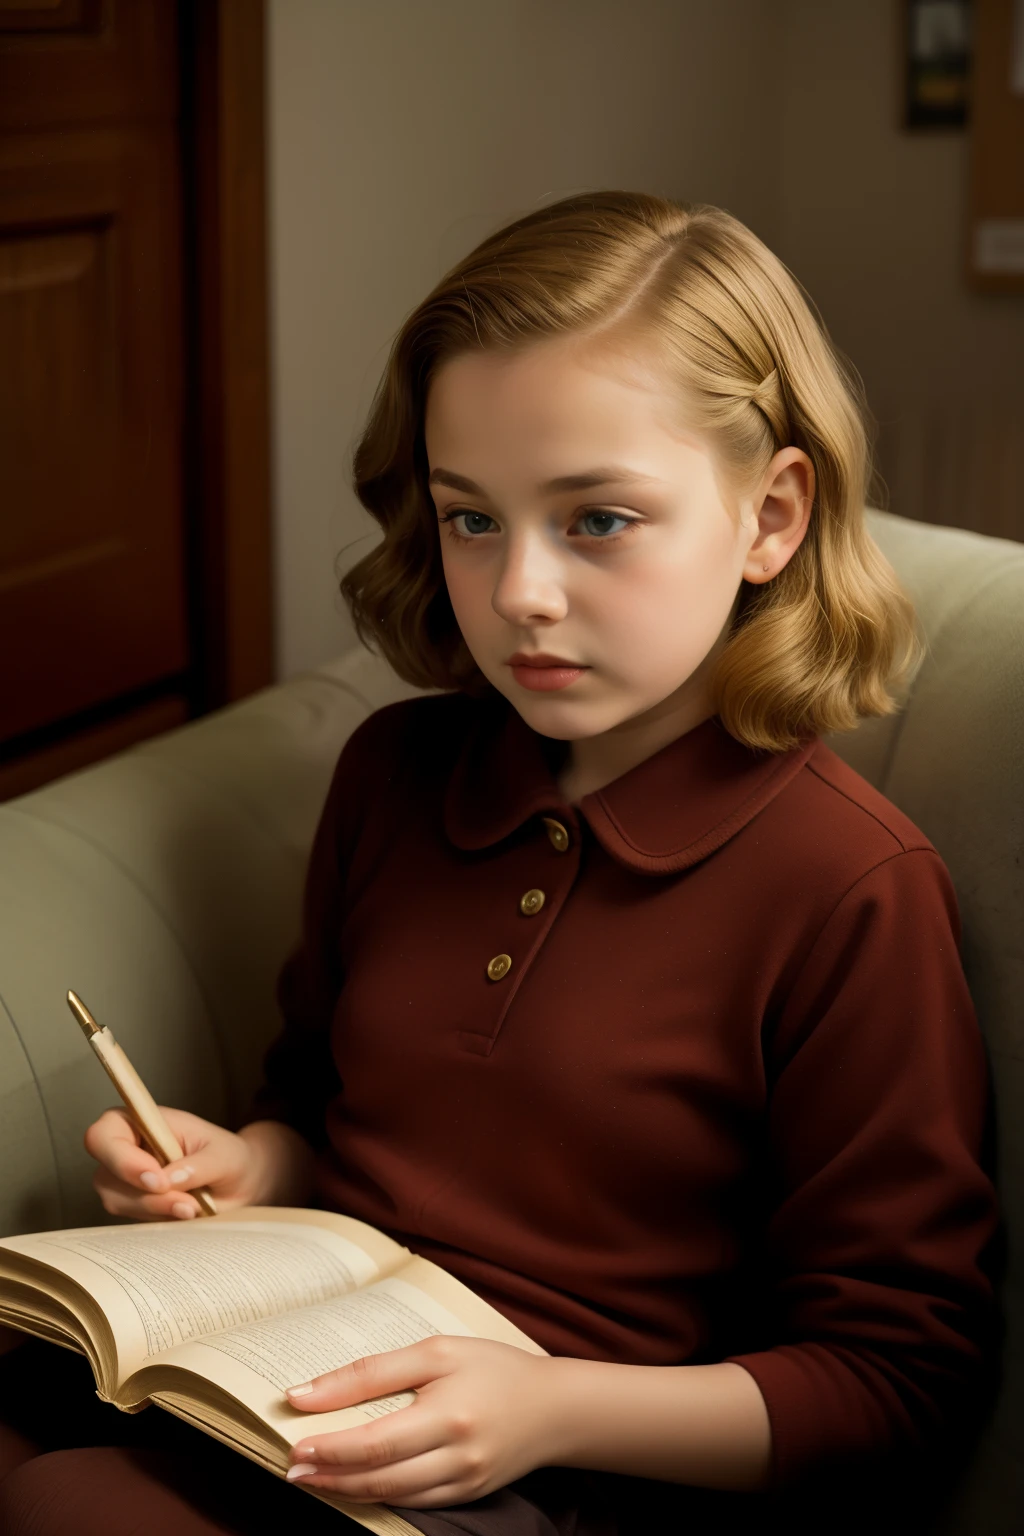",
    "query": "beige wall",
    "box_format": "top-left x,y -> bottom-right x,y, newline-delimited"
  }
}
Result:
267,0 -> 1023,682
774,0 -> 1023,547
